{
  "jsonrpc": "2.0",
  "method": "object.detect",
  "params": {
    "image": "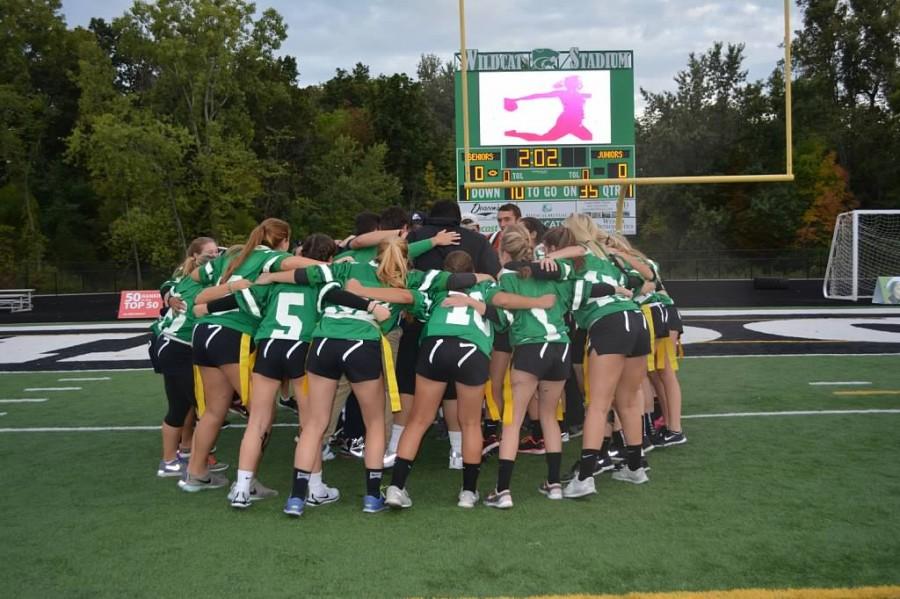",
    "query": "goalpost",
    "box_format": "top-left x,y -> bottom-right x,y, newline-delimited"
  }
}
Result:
823,210 -> 900,301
